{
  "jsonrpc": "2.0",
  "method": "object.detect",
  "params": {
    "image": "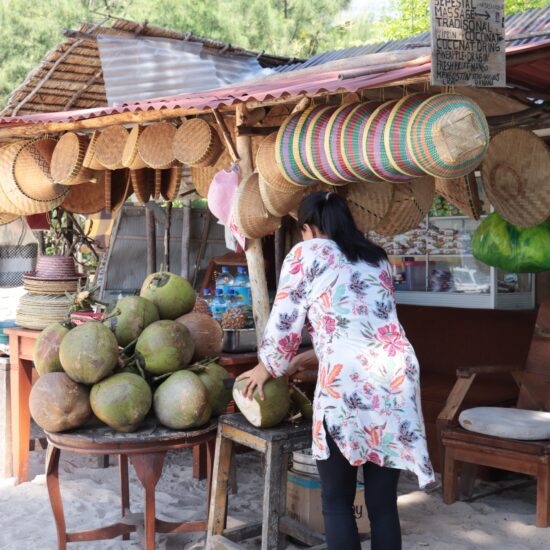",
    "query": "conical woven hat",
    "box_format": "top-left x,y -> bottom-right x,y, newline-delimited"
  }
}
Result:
233,172 -> 281,238
375,176 -> 435,236
0,142 -> 67,215
259,174 -> 307,218
339,181 -> 394,234
0,213 -> 19,225
481,128 -> 550,228
61,172 -> 107,214
130,168 -> 155,205
435,171 -> 481,220
13,138 -> 69,200
51,132 -> 96,185
257,133 -> 300,192
122,125 -> 148,169
82,131 -> 104,170
139,122 -> 178,169
95,126 -> 129,170
173,118 -> 223,167
161,166 -> 182,201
